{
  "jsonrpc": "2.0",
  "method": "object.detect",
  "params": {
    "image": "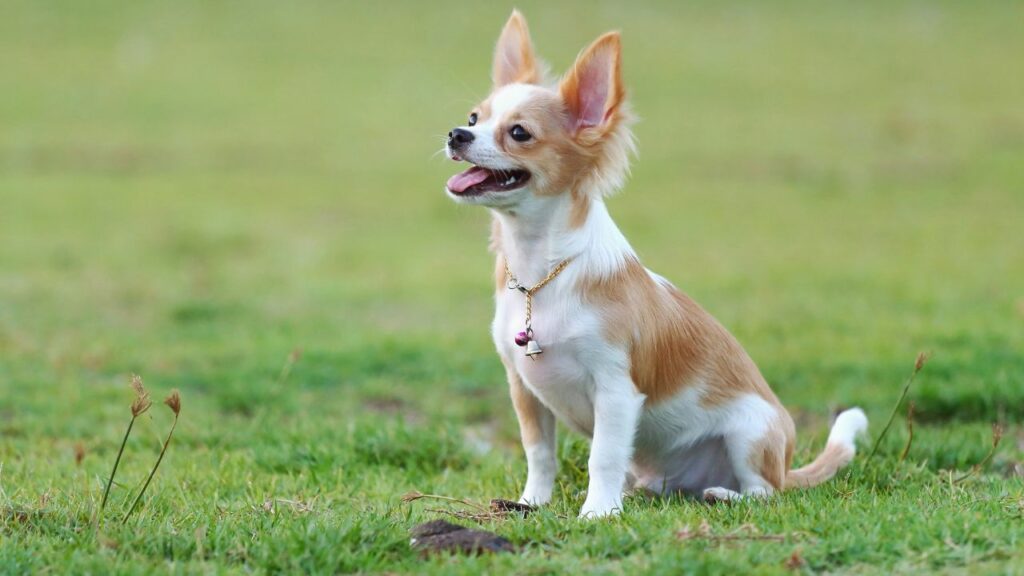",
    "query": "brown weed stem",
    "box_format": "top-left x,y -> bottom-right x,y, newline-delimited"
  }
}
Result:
953,423 -> 1005,484
869,352 -> 928,460
899,401 -> 915,462
99,375 -> 151,519
100,417 -> 135,515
